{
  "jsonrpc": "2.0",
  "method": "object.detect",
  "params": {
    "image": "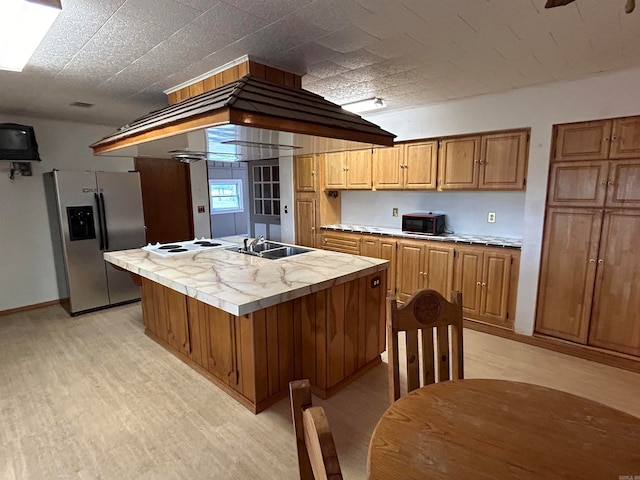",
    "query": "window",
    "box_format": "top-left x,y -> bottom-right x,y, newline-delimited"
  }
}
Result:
209,179 -> 243,214
253,165 -> 280,216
